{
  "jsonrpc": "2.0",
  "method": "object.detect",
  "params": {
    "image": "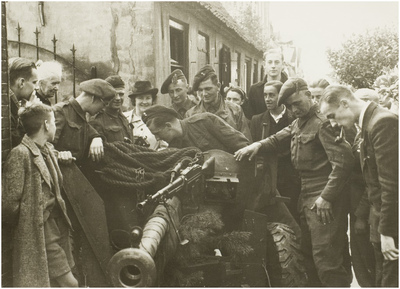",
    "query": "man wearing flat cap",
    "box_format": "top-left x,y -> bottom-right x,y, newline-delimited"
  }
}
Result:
124,80 -> 166,150
161,69 -> 197,118
90,75 -> 133,143
142,104 -> 249,154
52,78 -> 116,164
185,65 -> 252,141
235,78 -> 354,287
